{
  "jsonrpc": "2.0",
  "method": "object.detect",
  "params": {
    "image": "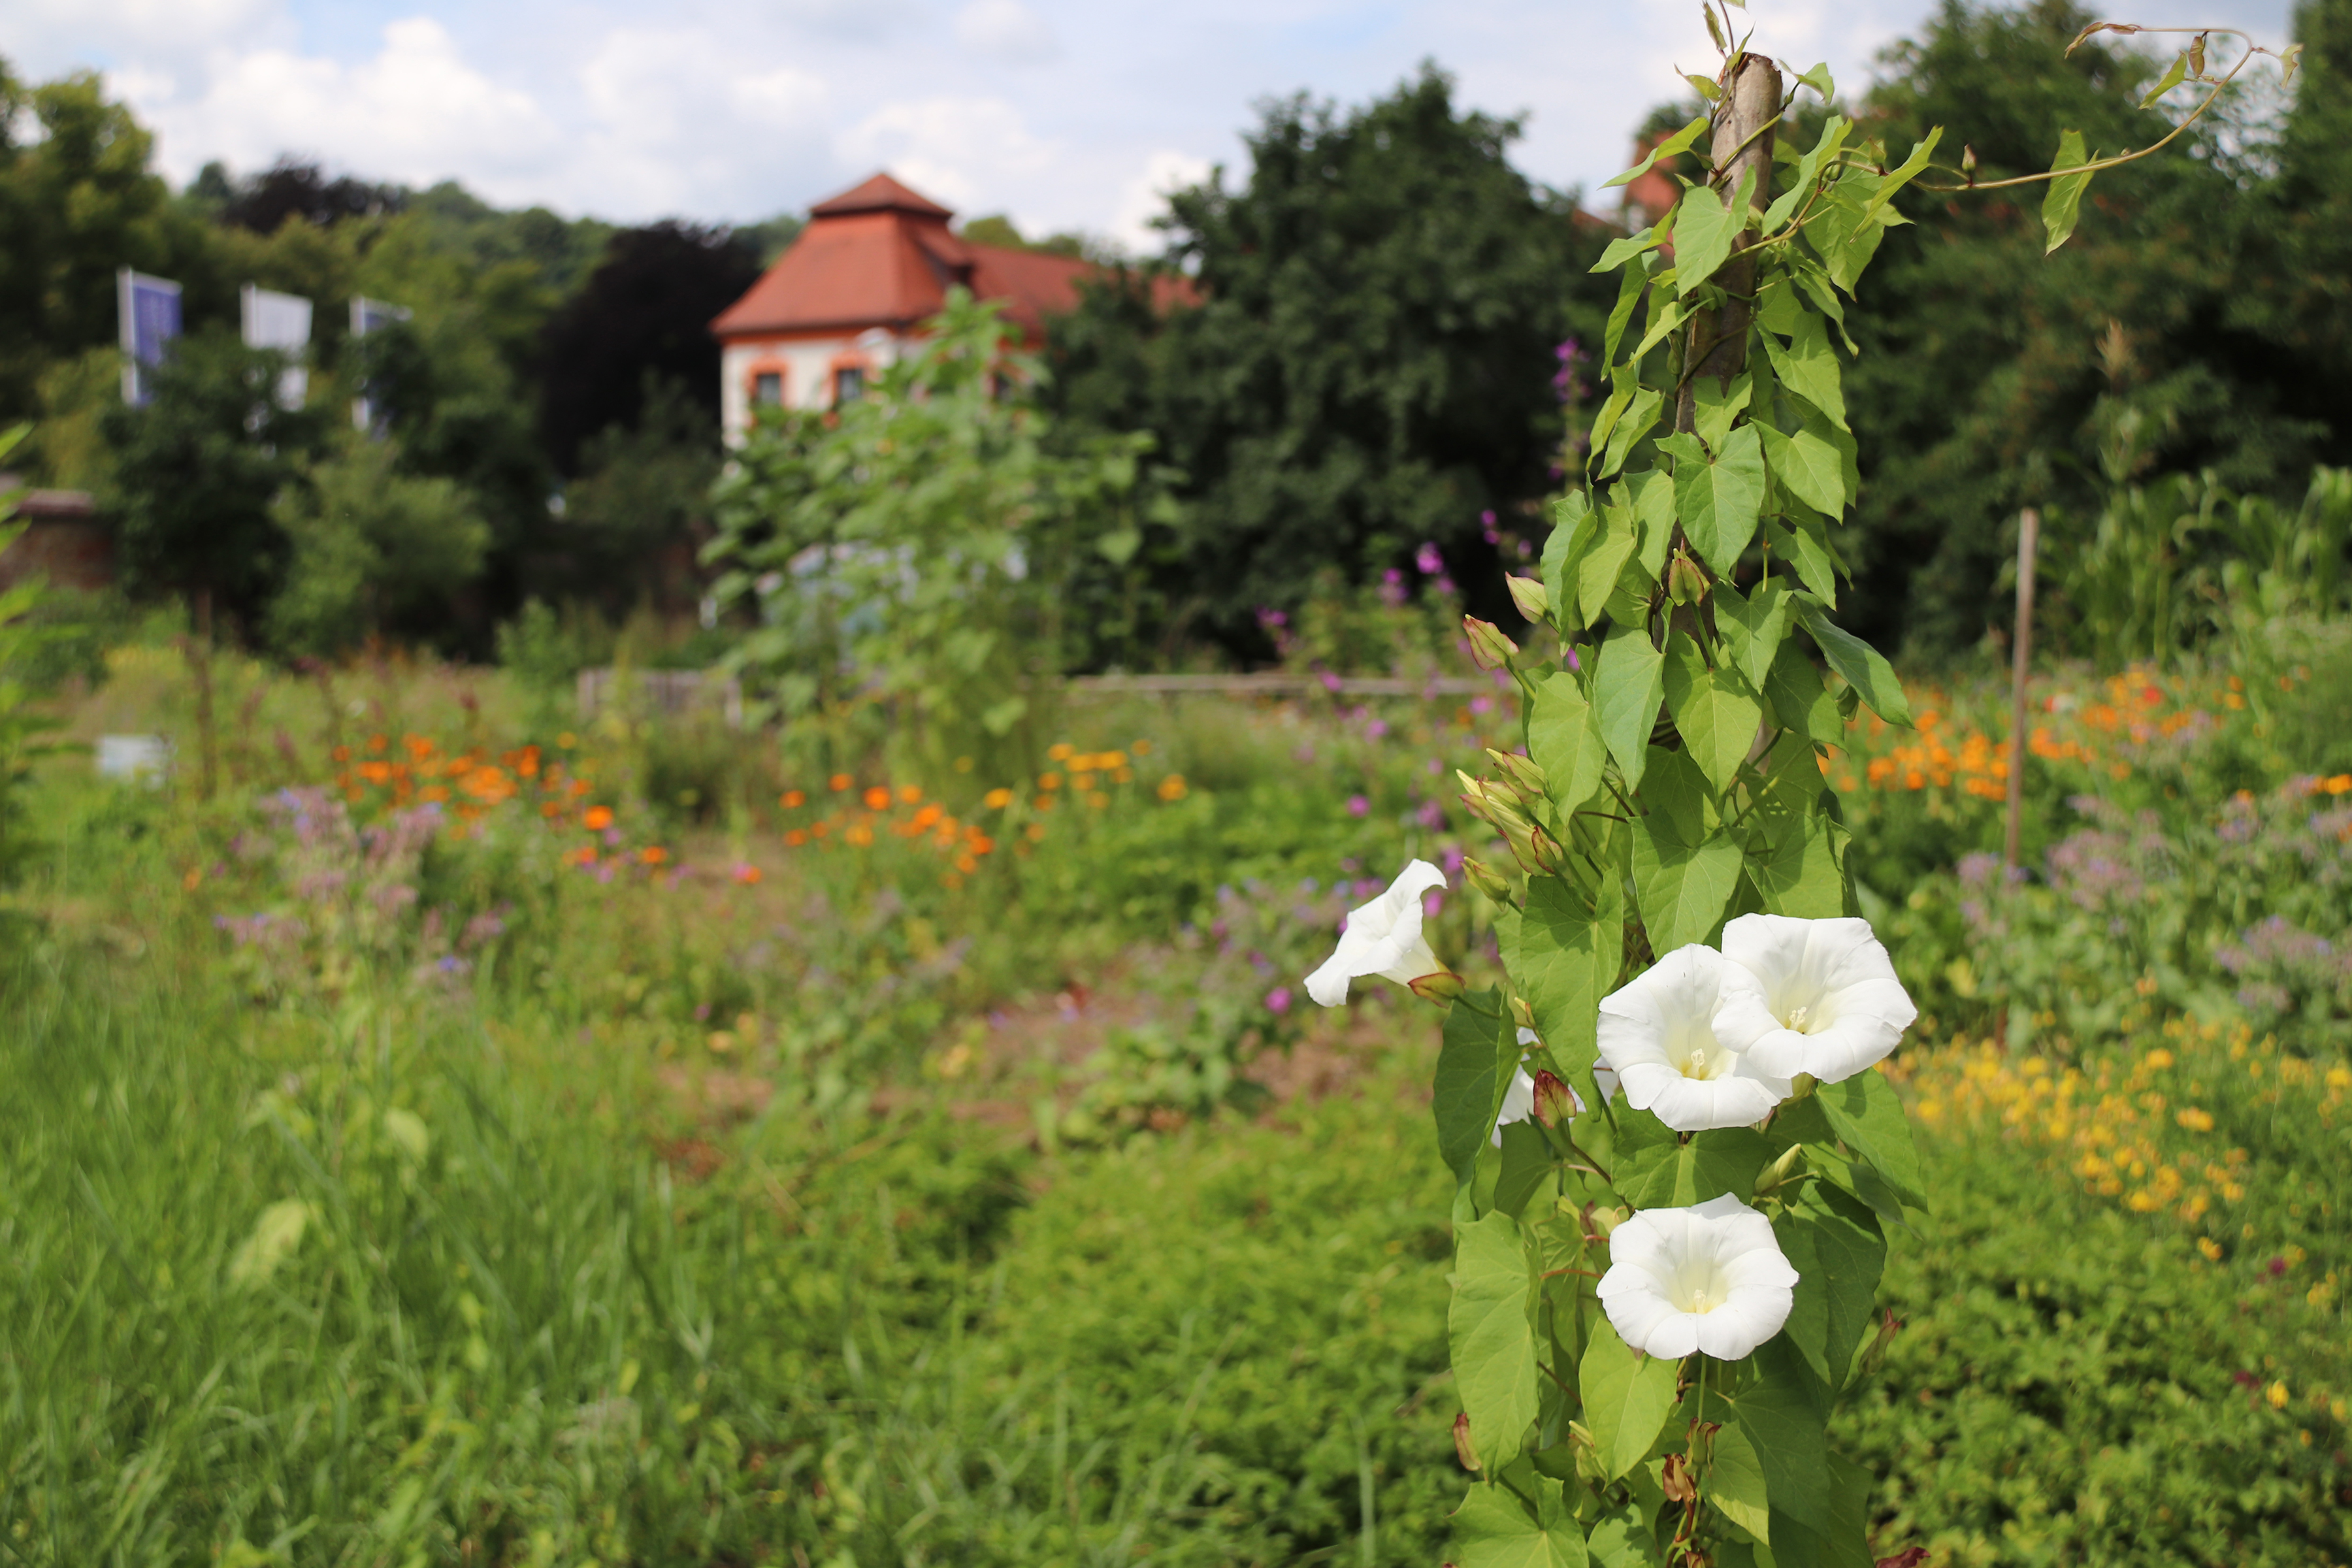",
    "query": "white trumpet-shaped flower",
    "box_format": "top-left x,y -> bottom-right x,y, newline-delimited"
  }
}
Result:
1303,860 -> 1448,1007
1597,1194 -> 1799,1360
1493,1068 -> 1537,1146
1712,914 -> 1919,1083
1597,945 -> 1789,1131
